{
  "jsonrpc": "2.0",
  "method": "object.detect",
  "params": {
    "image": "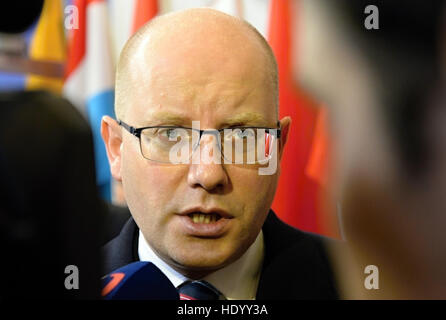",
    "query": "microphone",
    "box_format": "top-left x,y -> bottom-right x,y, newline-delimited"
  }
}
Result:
101,261 -> 179,300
